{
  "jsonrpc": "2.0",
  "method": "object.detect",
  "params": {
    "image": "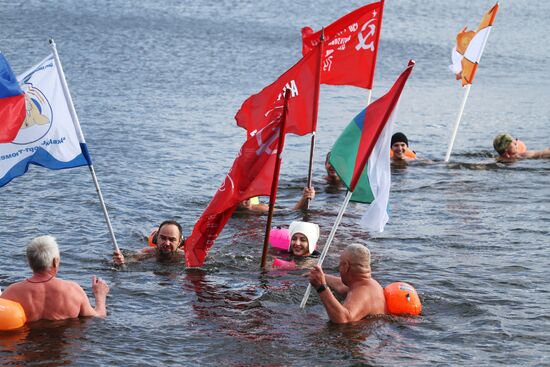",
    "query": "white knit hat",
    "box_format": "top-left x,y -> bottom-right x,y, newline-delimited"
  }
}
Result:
289,221 -> 320,254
